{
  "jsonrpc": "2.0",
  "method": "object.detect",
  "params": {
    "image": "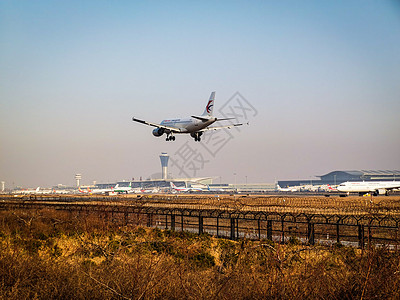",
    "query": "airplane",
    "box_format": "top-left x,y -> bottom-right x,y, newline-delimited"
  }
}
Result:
78,187 -> 92,194
337,181 -> 400,196
34,187 -> 52,194
89,186 -> 116,195
326,184 -> 338,192
170,182 -> 203,192
132,92 -> 246,141
78,184 -> 128,195
52,189 -> 70,194
12,187 -> 40,194
113,183 -> 134,194
299,184 -> 319,192
276,184 -> 298,192
206,185 -> 225,192
12,187 -> 55,195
